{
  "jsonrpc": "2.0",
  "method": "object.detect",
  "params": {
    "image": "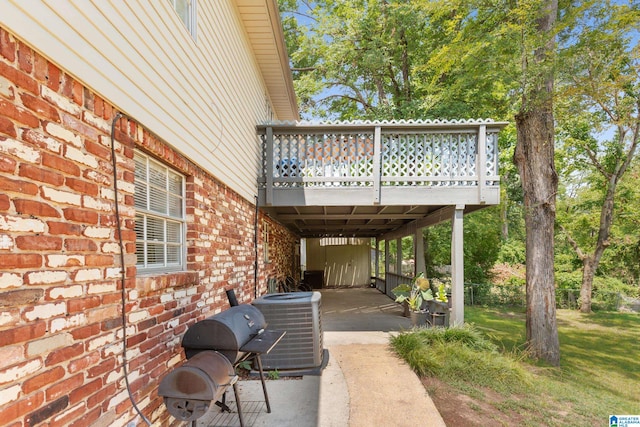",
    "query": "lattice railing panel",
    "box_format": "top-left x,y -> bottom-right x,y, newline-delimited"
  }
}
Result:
259,121 -> 502,190
267,132 -> 375,187
380,132 -> 479,186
